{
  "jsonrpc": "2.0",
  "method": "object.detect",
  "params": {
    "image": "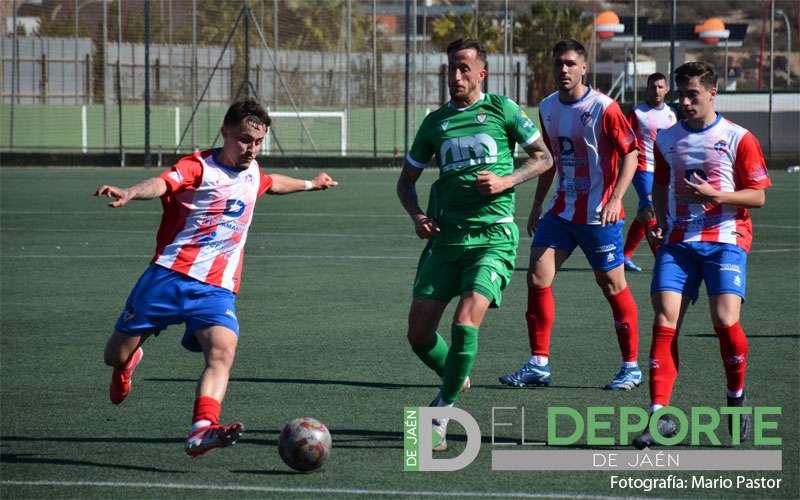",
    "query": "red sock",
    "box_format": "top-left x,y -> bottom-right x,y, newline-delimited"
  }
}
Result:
606,287 -> 639,362
192,396 -> 221,425
526,286 -> 555,356
623,219 -> 646,257
714,322 -> 748,394
649,325 -> 679,406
